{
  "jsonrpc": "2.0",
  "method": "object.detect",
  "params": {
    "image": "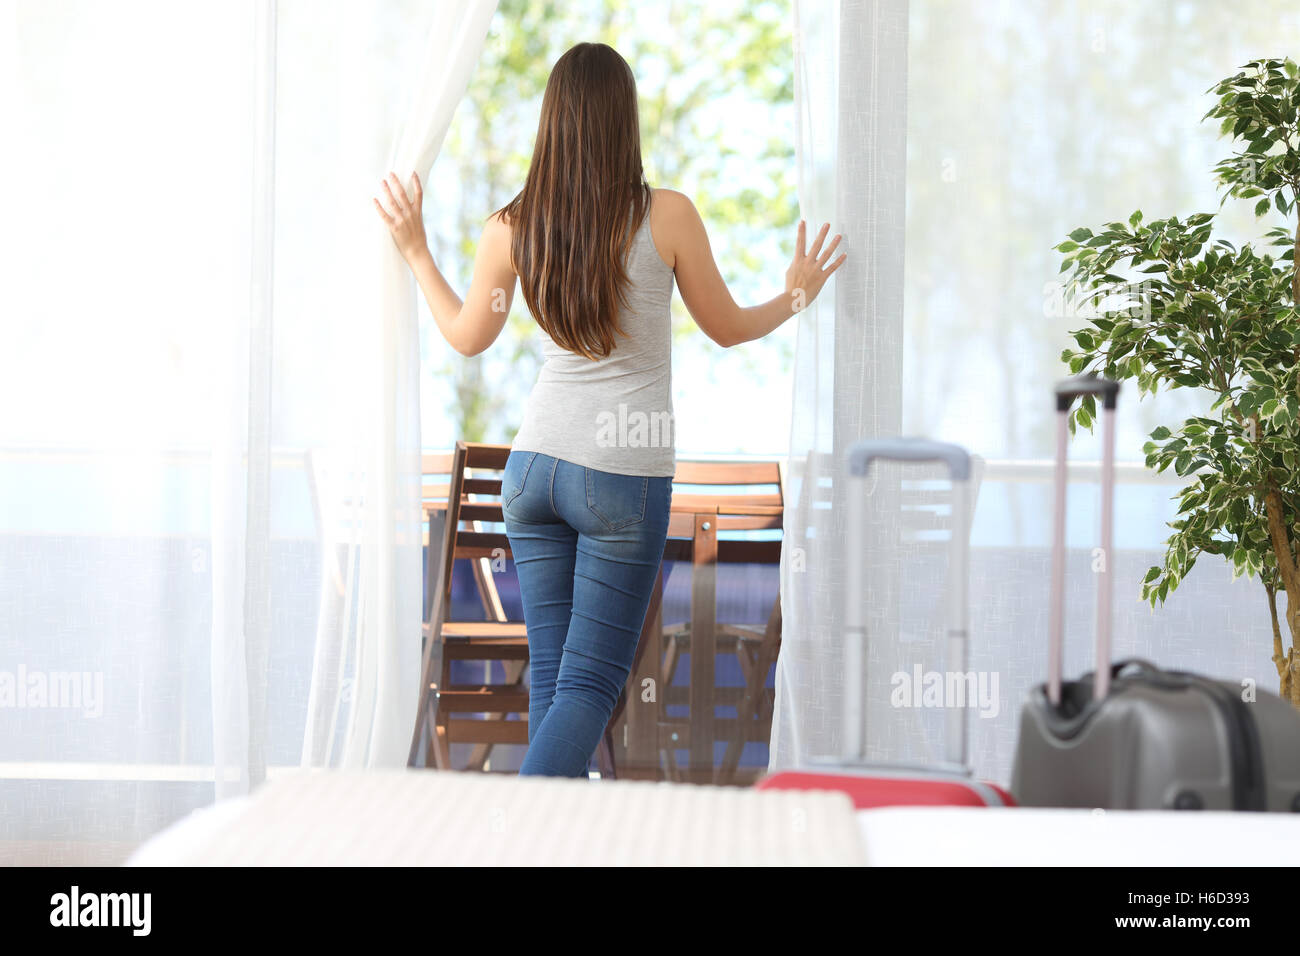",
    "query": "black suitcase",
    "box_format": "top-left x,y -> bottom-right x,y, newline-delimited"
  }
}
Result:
1011,374 -> 1300,811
